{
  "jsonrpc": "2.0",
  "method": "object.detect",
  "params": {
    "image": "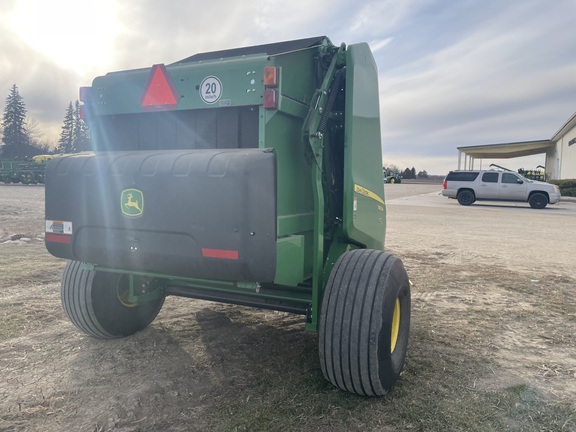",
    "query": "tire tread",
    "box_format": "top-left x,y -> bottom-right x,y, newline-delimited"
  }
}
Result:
319,249 -> 410,396
61,261 -> 114,338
